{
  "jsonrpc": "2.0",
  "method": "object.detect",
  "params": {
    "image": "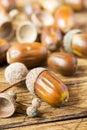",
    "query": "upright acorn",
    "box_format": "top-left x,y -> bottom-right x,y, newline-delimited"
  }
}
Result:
63,29 -> 87,58
6,43 -> 48,68
41,25 -> 62,52
54,5 -> 76,33
26,67 -> 69,107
